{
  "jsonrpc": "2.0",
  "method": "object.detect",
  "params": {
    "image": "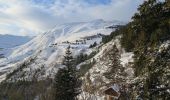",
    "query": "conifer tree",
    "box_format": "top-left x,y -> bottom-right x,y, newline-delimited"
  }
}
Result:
103,45 -> 125,83
54,46 -> 81,100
